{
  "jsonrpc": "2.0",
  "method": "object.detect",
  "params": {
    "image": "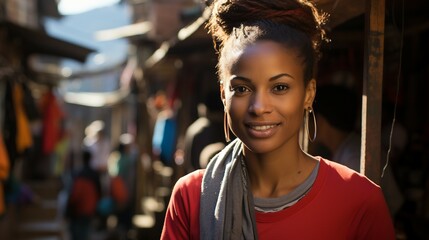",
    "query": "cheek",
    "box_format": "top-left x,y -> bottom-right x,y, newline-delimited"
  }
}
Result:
227,98 -> 246,118
277,93 -> 305,111
226,99 -> 247,133
277,97 -> 306,122
281,108 -> 304,123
